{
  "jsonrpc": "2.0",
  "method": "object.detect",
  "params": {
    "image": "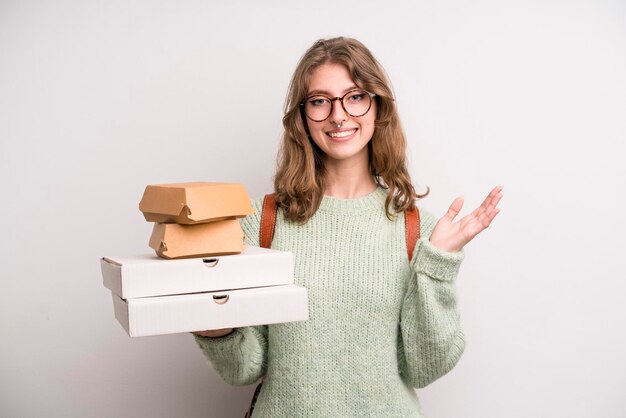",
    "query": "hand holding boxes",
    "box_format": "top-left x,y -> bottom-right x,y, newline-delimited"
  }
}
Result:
100,182 -> 308,337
